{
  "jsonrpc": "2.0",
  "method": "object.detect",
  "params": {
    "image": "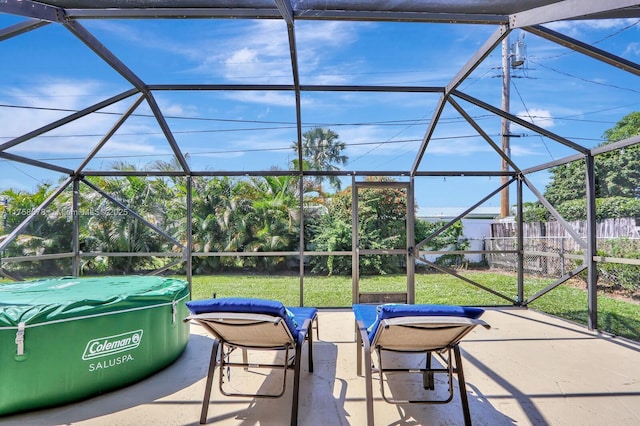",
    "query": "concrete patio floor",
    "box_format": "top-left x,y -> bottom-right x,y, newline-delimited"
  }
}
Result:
2,307 -> 639,426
